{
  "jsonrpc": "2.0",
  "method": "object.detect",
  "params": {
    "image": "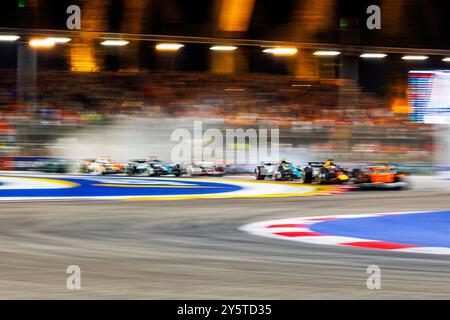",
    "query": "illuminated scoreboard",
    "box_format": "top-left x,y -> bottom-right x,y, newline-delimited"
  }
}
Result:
409,70 -> 450,124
